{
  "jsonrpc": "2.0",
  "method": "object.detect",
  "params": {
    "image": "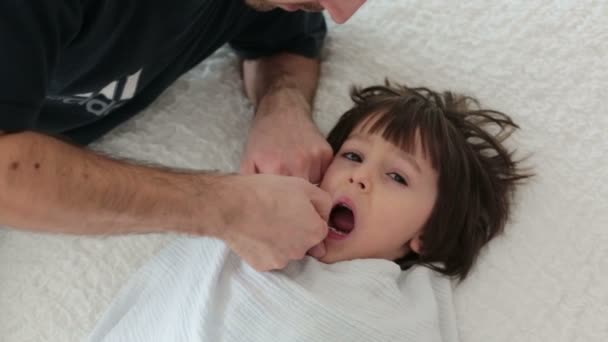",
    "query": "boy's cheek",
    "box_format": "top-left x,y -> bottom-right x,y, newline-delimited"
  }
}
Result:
318,177 -> 331,192
319,167 -> 338,191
